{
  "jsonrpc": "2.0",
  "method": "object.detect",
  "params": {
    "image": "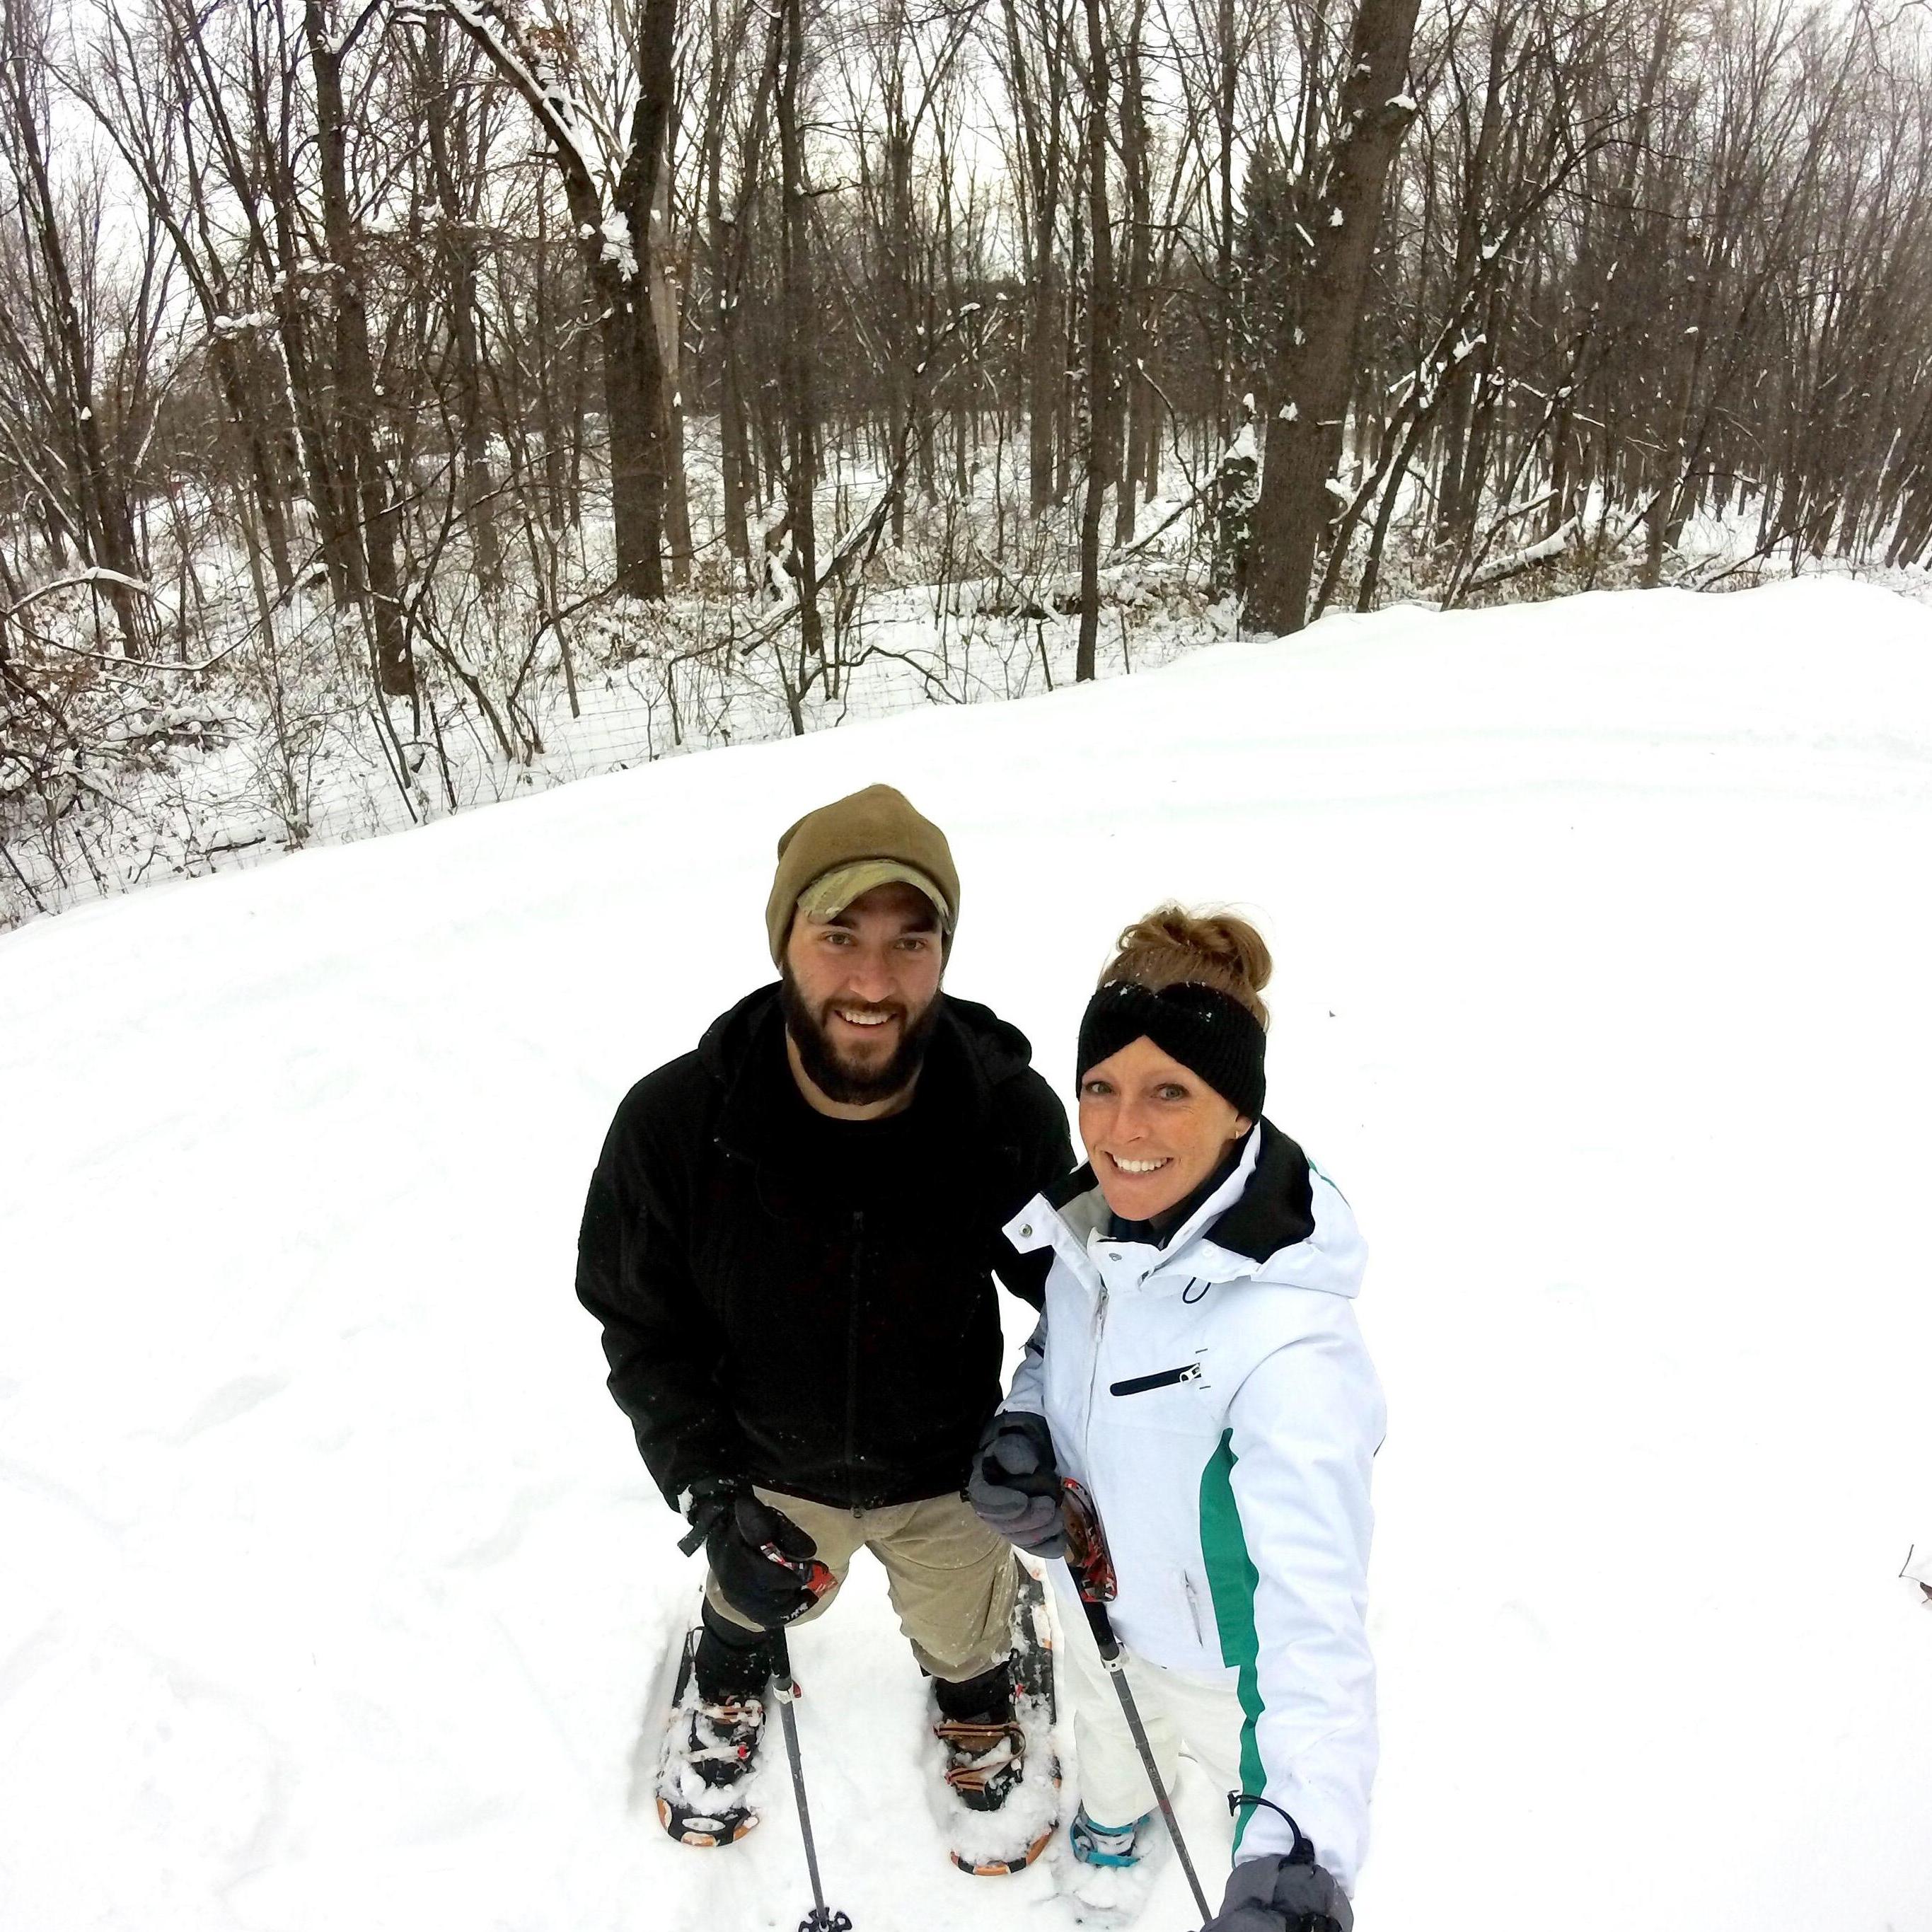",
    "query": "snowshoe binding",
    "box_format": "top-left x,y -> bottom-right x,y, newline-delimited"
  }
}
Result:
1069,1805 -> 1150,1867
1051,1803 -> 1162,1921
931,1558 -> 1061,1876
654,1625 -> 767,1847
